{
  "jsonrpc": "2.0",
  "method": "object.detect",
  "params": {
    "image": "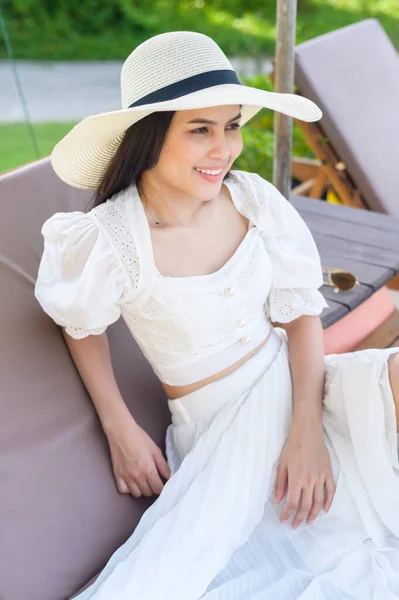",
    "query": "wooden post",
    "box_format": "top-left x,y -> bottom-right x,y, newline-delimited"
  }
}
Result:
273,0 -> 297,199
